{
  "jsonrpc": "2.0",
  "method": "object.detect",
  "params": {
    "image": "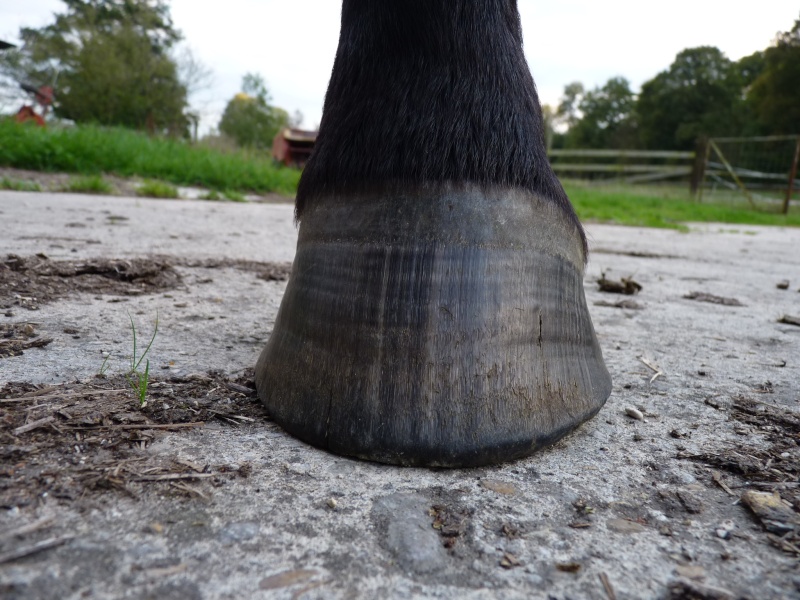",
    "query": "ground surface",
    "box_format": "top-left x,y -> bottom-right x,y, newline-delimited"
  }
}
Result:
0,190 -> 799,600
